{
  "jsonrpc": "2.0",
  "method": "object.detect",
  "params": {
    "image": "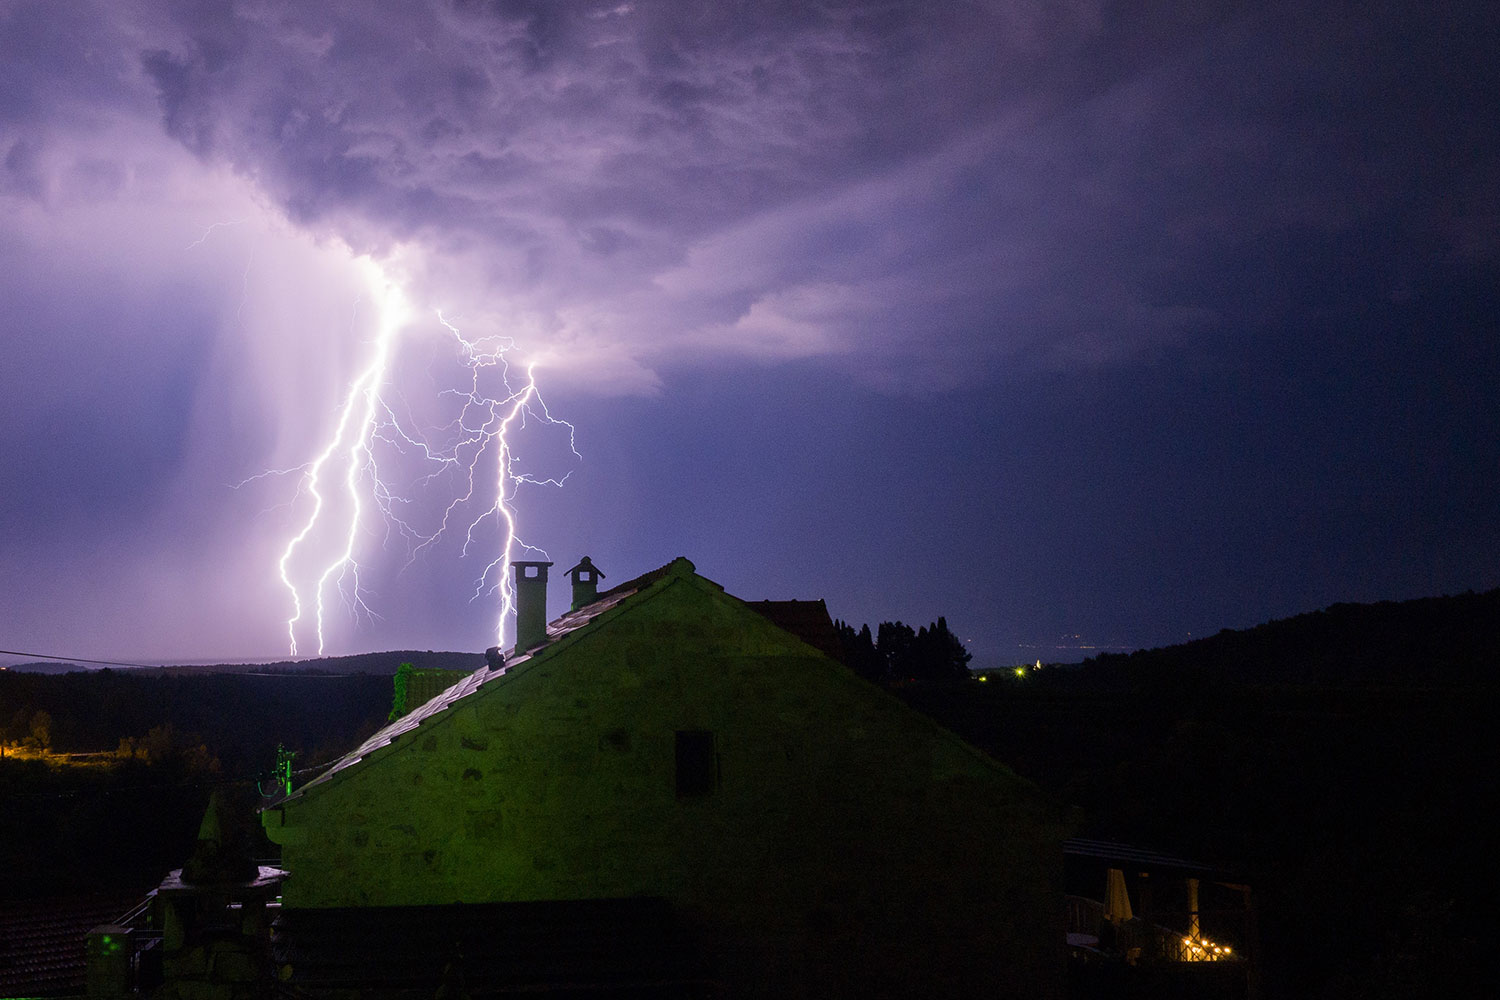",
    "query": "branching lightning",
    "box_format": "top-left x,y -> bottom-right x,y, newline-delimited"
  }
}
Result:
185,219 -> 247,250
276,264 -> 408,655
435,311 -> 578,649
272,258 -> 578,656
